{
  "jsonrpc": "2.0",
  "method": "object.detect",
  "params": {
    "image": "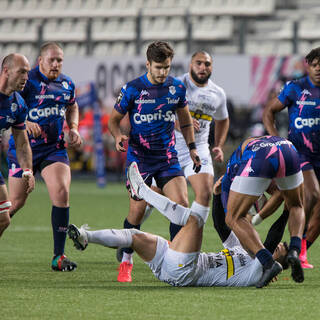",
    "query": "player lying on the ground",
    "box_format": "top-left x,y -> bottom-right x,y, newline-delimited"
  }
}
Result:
68,162 -> 290,288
